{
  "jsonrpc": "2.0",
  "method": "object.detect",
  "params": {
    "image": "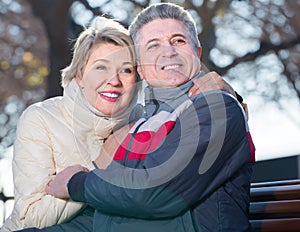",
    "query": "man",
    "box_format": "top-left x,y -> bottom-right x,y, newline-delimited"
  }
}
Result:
35,3 -> 255,232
